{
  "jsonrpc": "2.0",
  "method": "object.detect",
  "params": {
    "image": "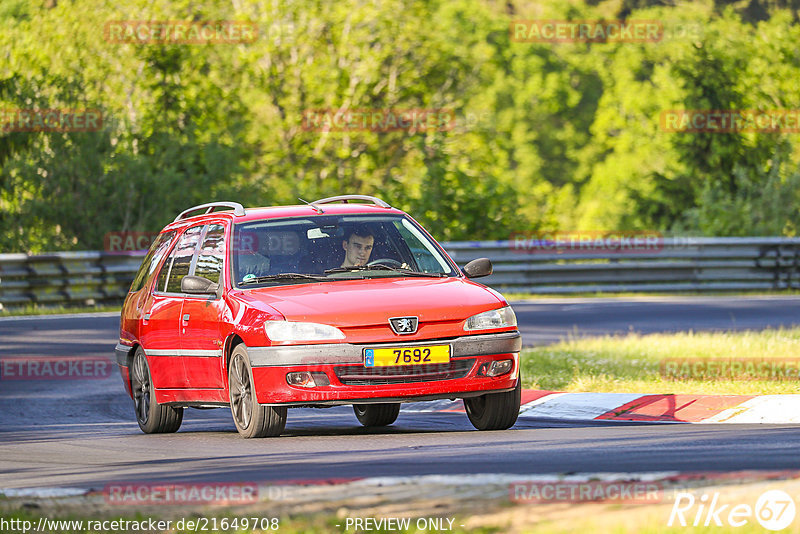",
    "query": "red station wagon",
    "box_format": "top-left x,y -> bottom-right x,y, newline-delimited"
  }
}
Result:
115,195 -> 522,438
